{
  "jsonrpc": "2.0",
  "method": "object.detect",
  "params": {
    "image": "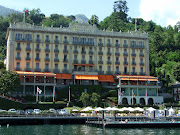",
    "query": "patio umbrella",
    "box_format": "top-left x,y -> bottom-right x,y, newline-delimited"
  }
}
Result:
146,107 -> 156,113
104,107 -> 112,111
111,107 -> 119,111
94,107 -> 103,111
72,109 -> 79,112
81,107 -> 93,112
127,107 -> 135,112
168,107 -> 175,116
134,107 -> 144,112
118,108 -> 124,112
